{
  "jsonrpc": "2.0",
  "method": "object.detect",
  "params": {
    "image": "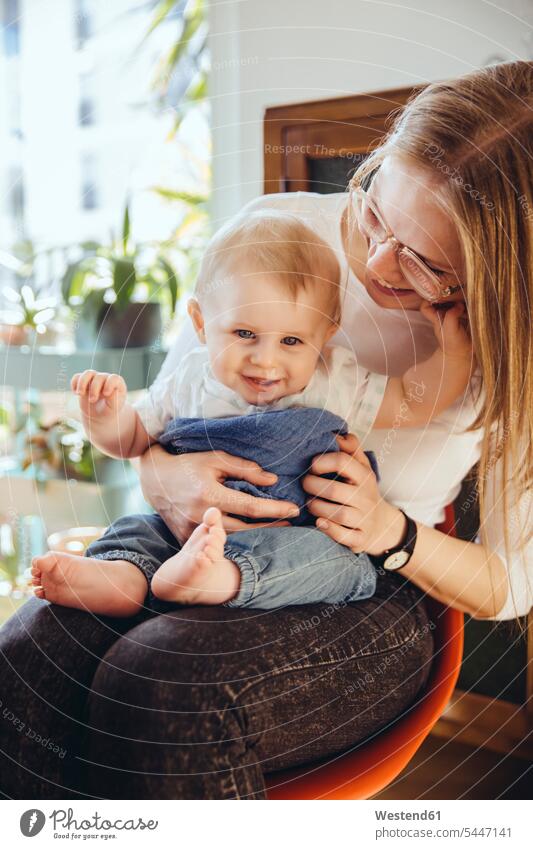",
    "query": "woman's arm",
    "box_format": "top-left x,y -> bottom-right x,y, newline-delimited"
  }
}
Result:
302,433 -> 509,620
